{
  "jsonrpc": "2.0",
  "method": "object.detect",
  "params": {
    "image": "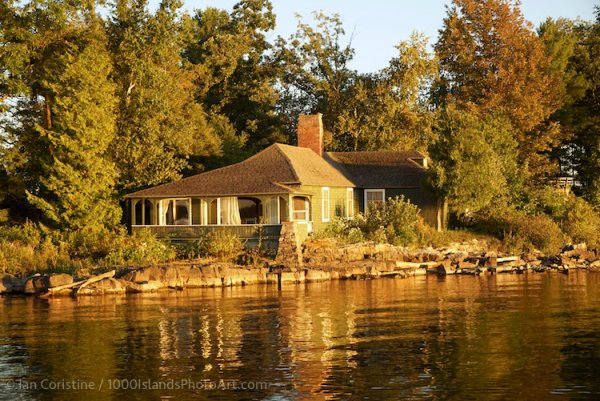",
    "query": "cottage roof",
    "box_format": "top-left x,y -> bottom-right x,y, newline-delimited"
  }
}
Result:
325,150 -> 428,189
125,143 -> 354,198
